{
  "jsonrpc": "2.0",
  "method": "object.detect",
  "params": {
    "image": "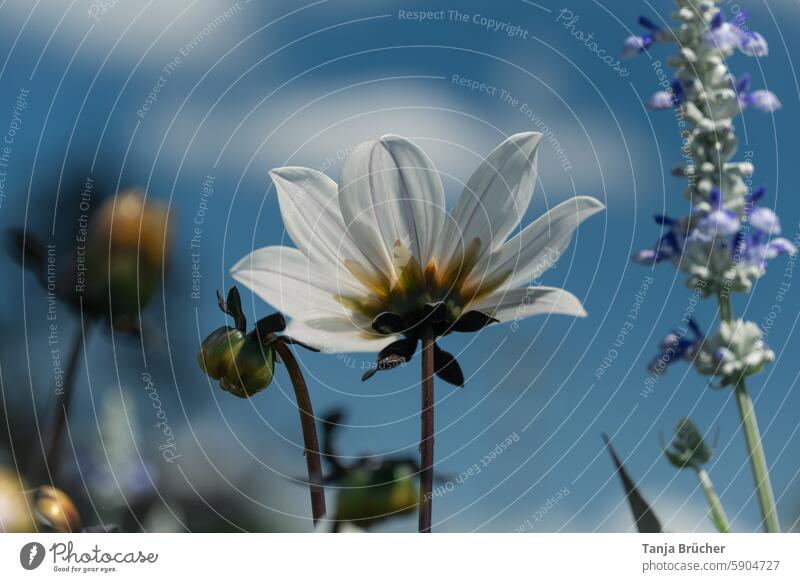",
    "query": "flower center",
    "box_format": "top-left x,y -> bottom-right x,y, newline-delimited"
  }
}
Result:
336,237 -> 510,328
